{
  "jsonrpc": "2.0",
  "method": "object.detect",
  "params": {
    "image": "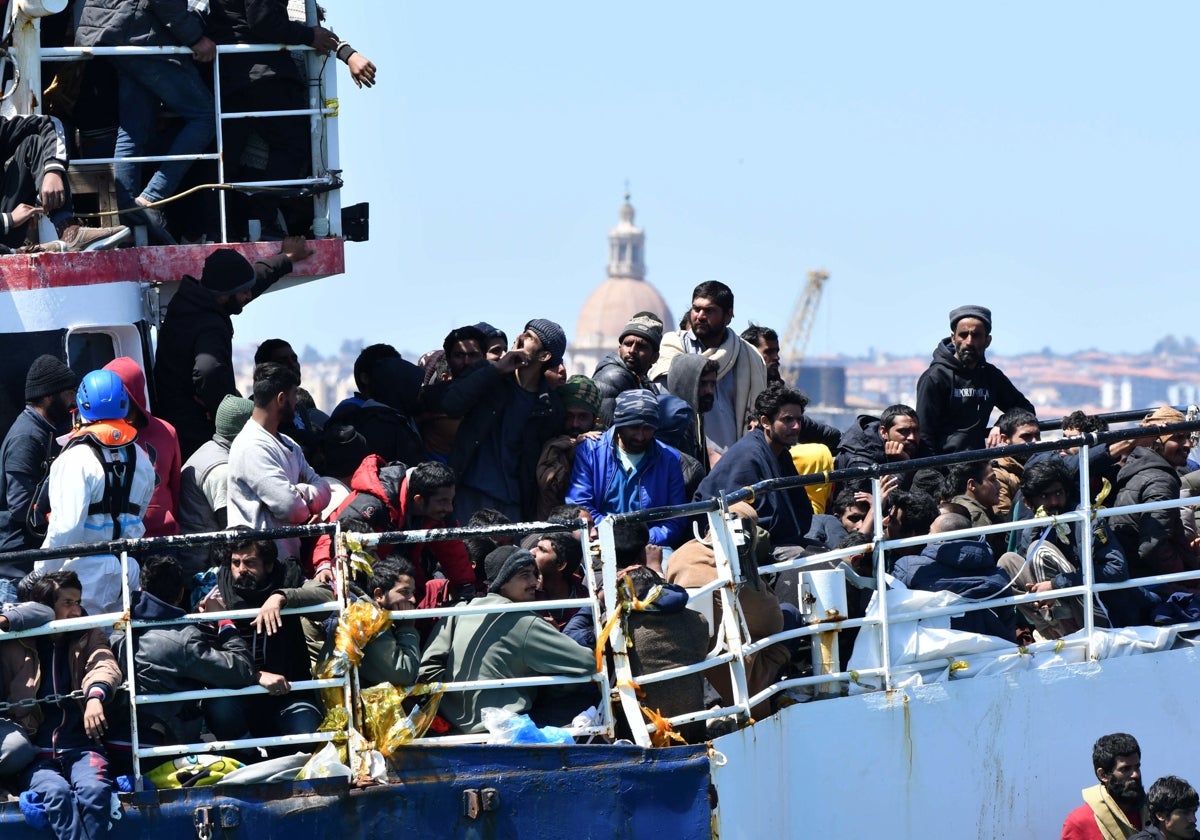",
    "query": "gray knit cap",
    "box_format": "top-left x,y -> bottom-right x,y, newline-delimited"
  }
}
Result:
524,318 -> 567,365
619,311 -> 664,350
948,305 -> 992,332
486,546 -> 538,594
